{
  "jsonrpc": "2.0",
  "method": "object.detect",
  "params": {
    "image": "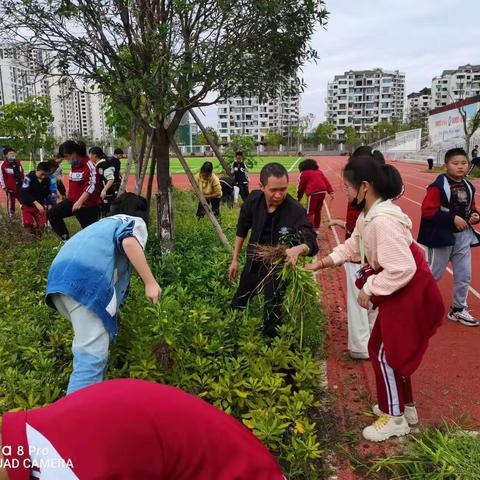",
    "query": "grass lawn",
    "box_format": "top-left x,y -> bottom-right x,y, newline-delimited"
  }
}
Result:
119,155 -> 303,175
